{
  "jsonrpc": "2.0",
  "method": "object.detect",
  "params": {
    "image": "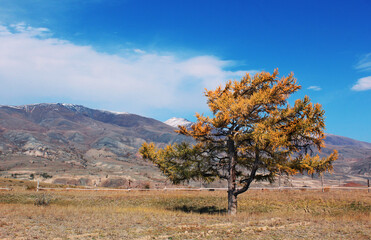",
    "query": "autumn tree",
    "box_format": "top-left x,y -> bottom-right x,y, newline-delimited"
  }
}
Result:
140,70 -> 338,215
